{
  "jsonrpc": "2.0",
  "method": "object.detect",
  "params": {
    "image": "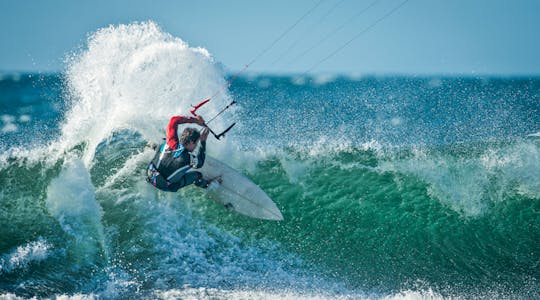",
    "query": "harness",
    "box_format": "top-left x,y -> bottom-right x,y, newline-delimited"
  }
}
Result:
146,163 -> 162,187
155,143 -> 187,165
147,143 -> 193,187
